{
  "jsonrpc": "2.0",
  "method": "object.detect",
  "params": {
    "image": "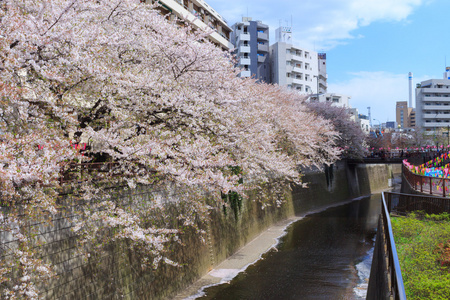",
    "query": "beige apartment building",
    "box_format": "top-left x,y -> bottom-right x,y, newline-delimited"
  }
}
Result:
396,101 -> 415,129
143,0 -> 233,50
